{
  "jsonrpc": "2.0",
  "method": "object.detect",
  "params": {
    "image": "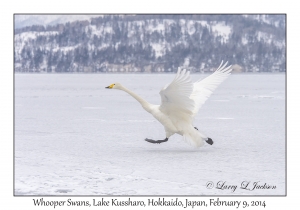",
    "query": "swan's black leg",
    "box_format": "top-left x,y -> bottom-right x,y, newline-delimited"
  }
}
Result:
145,138 -> 168,144
205,137 -> 213,145
194,127 -> 198,130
